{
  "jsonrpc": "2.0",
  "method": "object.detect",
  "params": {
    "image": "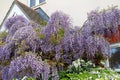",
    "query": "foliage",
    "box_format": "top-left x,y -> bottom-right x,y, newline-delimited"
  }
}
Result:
0,31 -> 8,40
67,59 -> 94,74
40,20 -> 47,26
0,32 -> 8,47
65,69 -> 120,80
59,59 -> 120,80
13,76 -> 36,80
